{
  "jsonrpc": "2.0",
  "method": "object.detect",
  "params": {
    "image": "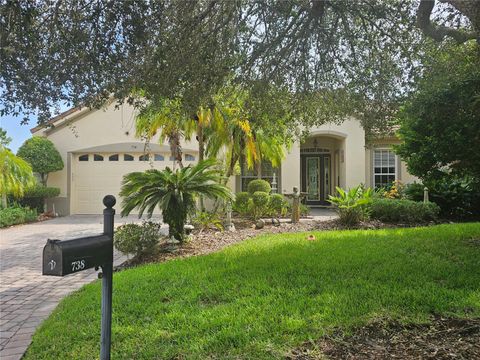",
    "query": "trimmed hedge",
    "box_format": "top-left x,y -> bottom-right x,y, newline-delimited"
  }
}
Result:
371,198 -> 440,223
252,191 -> 270,219
233,192 -> 250,215
17,185 -> 60,213
247,179 -> 271,195
0,206 -> 38,228
269,193 -> 288,217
